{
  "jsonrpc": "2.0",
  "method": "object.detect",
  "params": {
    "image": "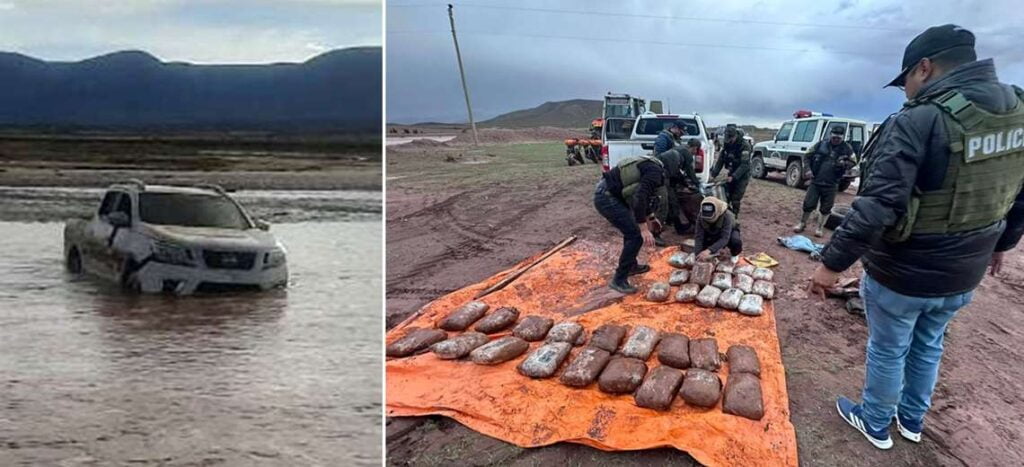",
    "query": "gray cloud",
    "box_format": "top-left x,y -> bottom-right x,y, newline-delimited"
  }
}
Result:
386,0 -> 1022,127
0,0 -> 381,63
